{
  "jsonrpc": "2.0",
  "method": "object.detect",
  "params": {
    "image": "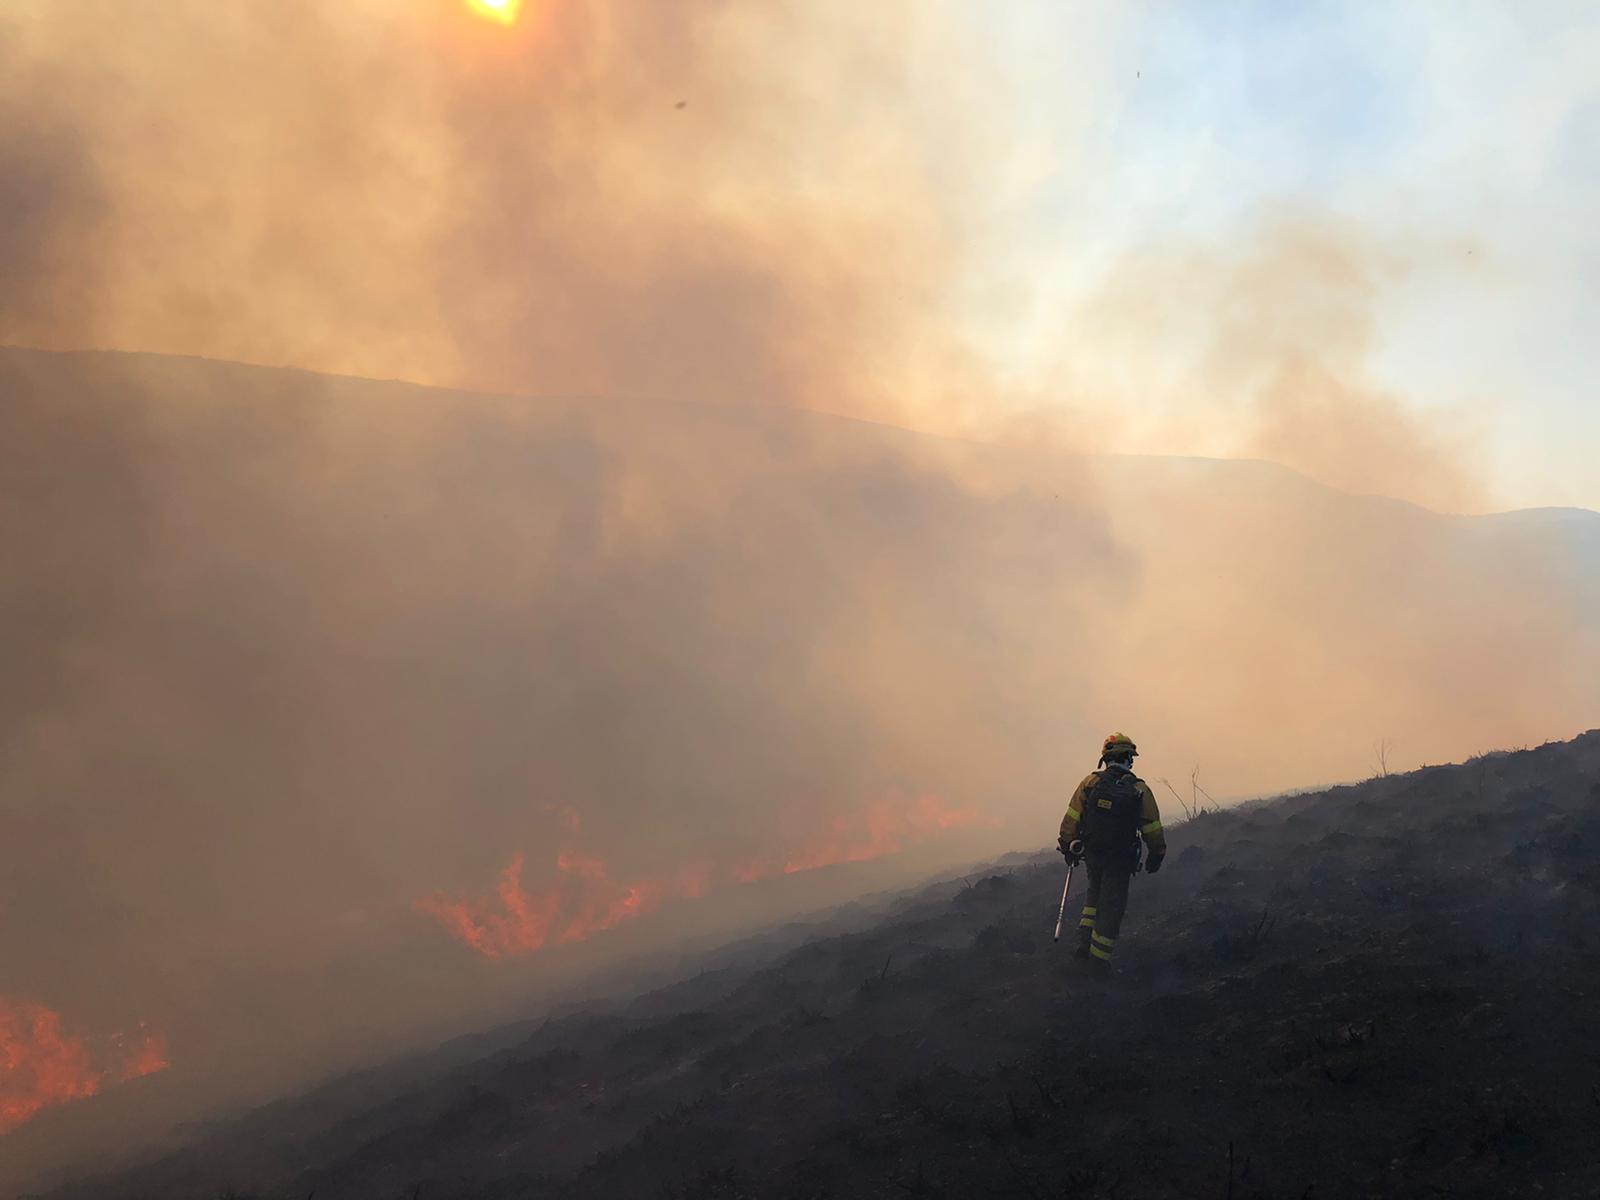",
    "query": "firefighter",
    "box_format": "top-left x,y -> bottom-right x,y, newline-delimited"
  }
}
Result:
1058,732 -> 1166,972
